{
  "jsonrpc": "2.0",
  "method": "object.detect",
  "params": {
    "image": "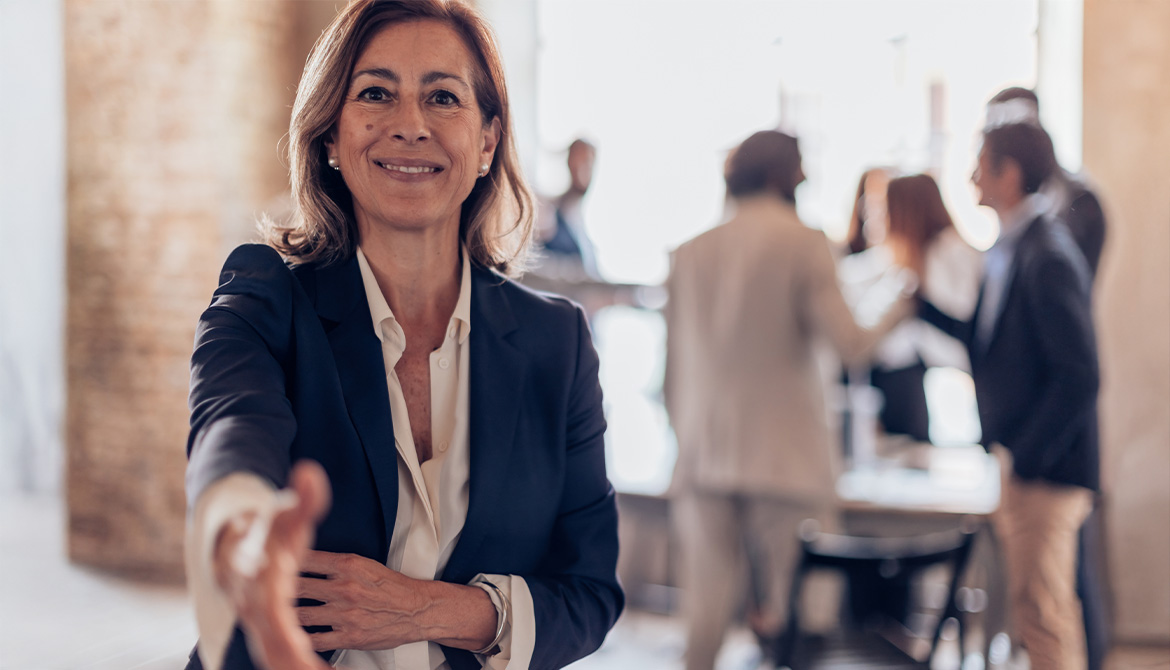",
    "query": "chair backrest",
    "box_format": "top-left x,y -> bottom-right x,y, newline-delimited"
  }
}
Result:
780,518 -> 980,666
